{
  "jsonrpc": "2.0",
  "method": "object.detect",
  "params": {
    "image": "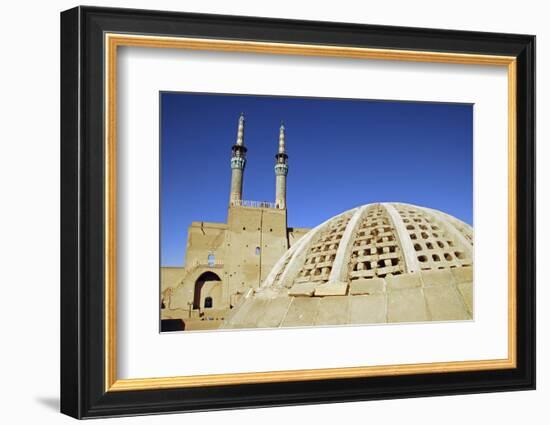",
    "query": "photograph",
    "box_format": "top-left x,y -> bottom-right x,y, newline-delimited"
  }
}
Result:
57,4 -> 535,419
159,92 -> 474,332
